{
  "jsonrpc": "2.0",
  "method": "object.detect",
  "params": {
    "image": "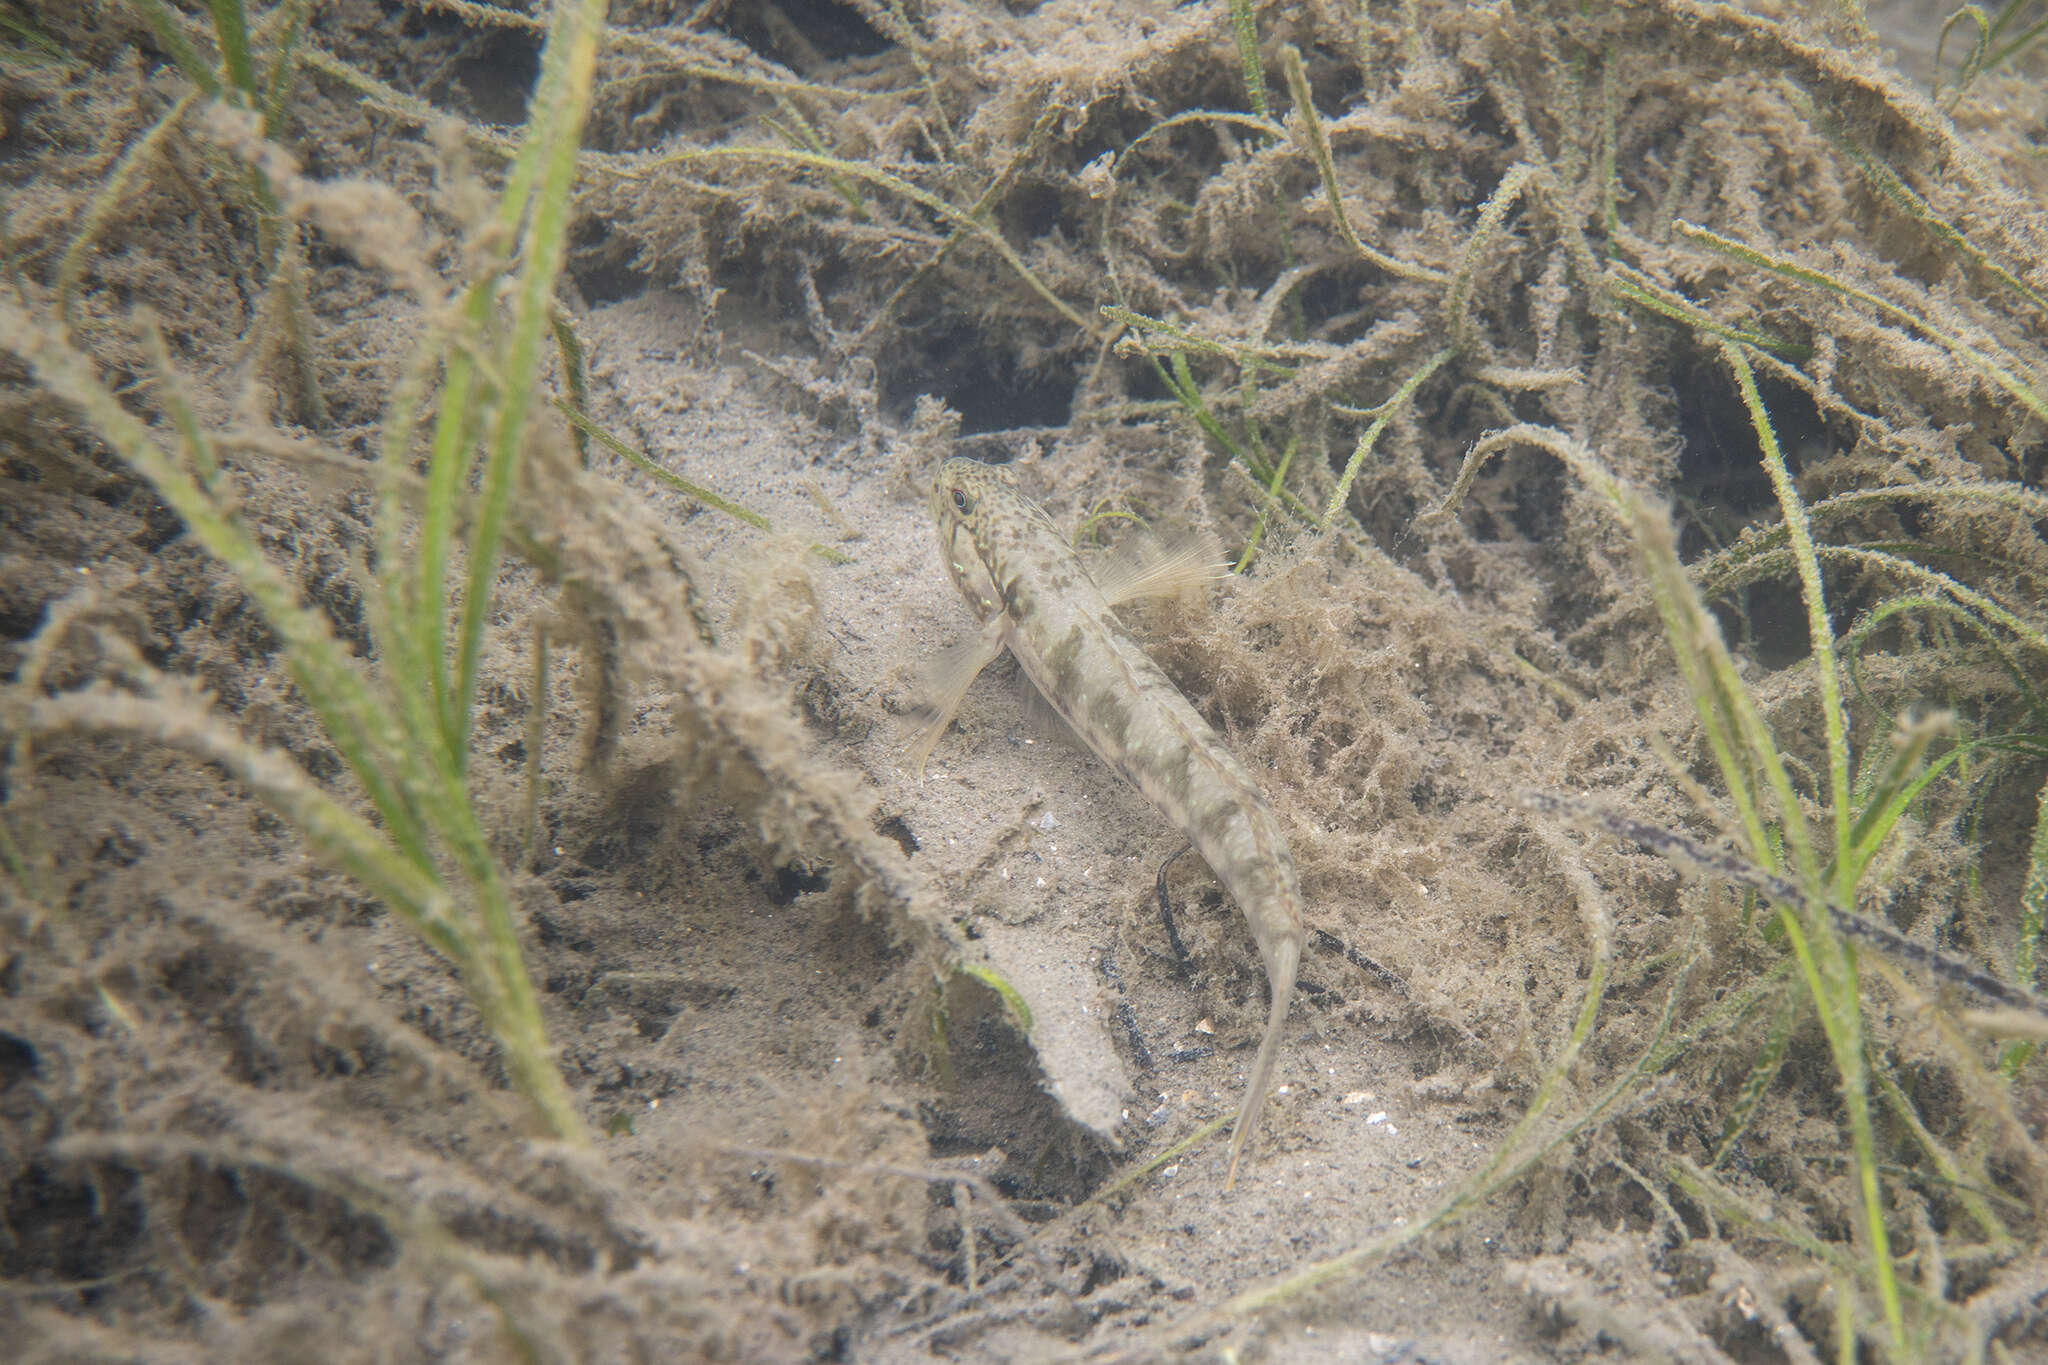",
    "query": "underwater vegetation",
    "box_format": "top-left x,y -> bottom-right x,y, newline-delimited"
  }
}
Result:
2,0 -> 2046,1358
